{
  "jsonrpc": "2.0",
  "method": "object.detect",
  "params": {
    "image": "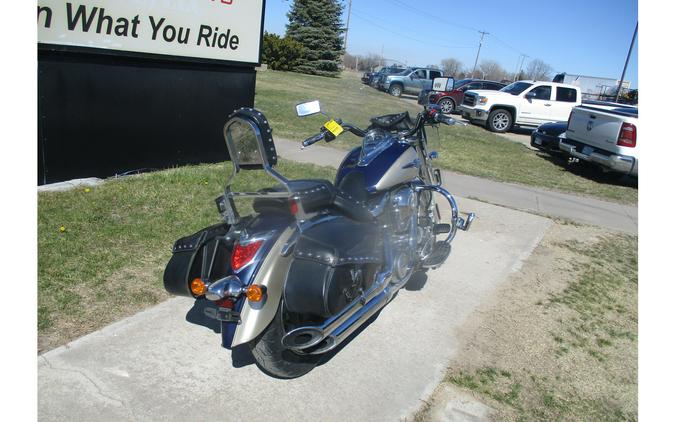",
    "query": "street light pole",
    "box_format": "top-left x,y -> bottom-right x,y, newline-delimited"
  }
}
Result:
472,30 -> 489,77
615,22 -> 638,102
